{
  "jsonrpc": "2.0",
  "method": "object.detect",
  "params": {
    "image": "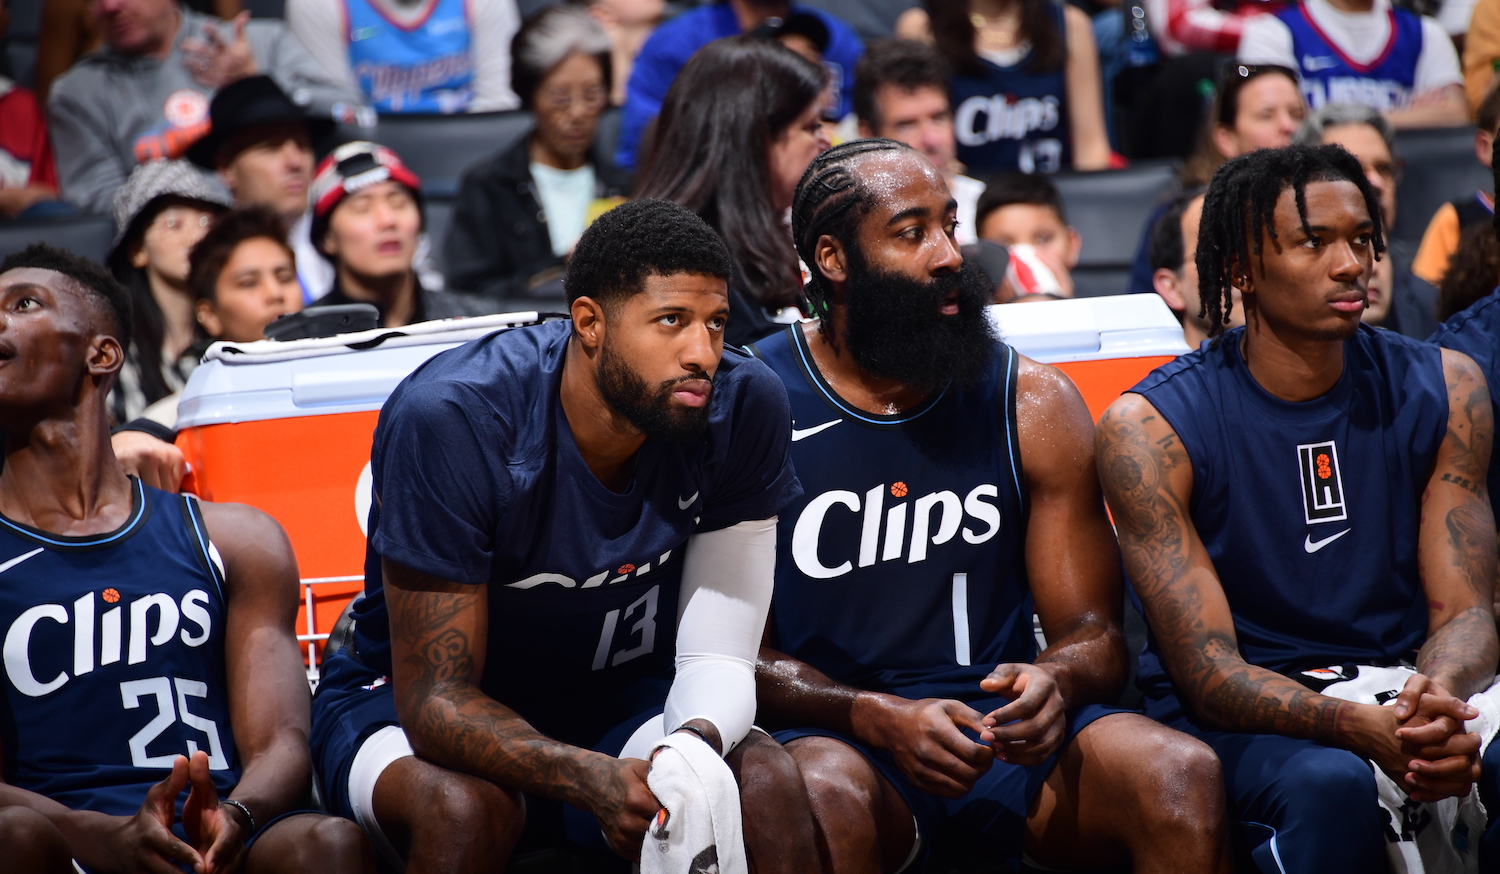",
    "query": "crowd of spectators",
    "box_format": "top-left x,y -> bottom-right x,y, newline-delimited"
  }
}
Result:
4,0 -> 1500,393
